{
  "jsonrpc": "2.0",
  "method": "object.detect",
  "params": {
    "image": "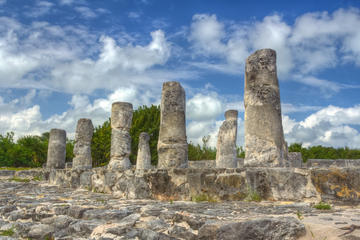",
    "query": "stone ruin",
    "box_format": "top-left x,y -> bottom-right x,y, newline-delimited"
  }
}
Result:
216,110 -> 238,168
244,49 -> 288,167
157,81 -> 188,169
3,48 -> 360,239
73,118 -> 94,170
